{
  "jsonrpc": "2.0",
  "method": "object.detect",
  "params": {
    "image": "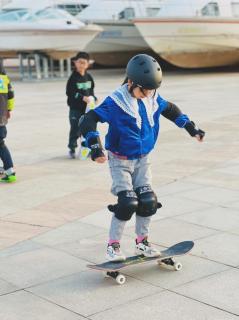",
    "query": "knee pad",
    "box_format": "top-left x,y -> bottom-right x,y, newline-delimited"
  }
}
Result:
136,186 -> 162,217
0,139 -> 5,148
108,190 -> 138,221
